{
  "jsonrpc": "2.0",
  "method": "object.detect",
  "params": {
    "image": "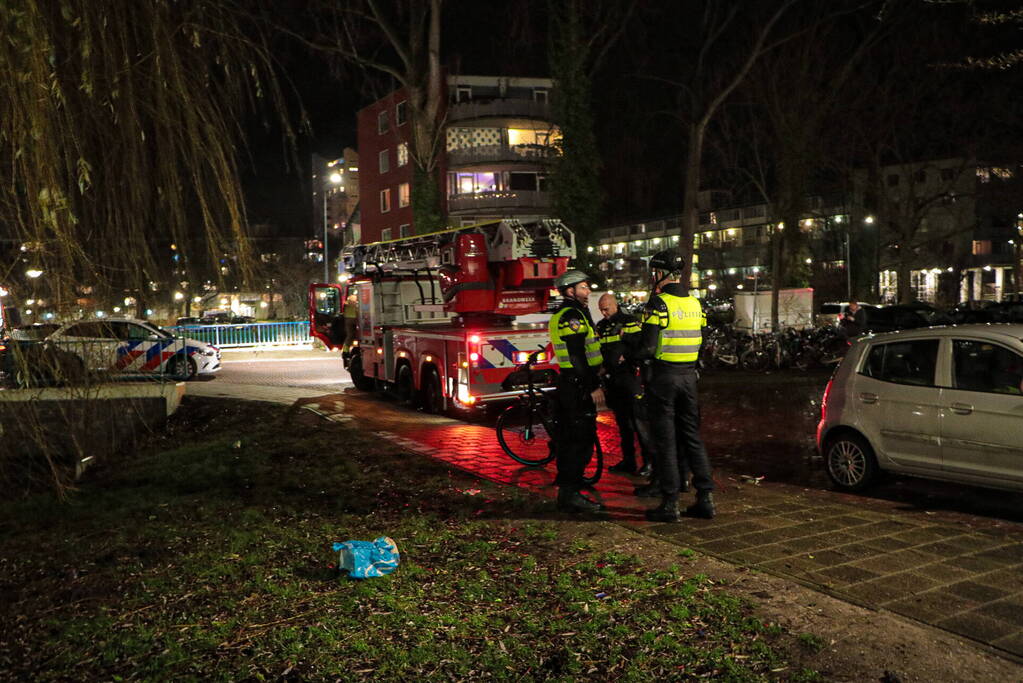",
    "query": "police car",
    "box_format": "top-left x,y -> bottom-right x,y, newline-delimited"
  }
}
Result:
46,317 -> 220,380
